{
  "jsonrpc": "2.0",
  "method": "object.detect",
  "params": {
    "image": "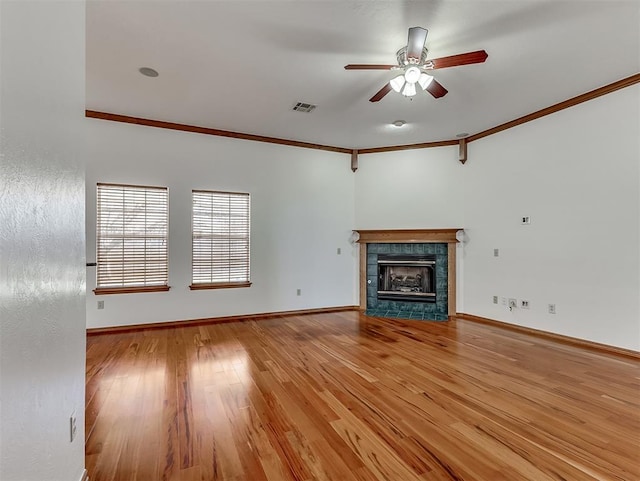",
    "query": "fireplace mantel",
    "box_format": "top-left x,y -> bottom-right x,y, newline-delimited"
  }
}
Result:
354,229 -> 462,317
354,229 -> 461,244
